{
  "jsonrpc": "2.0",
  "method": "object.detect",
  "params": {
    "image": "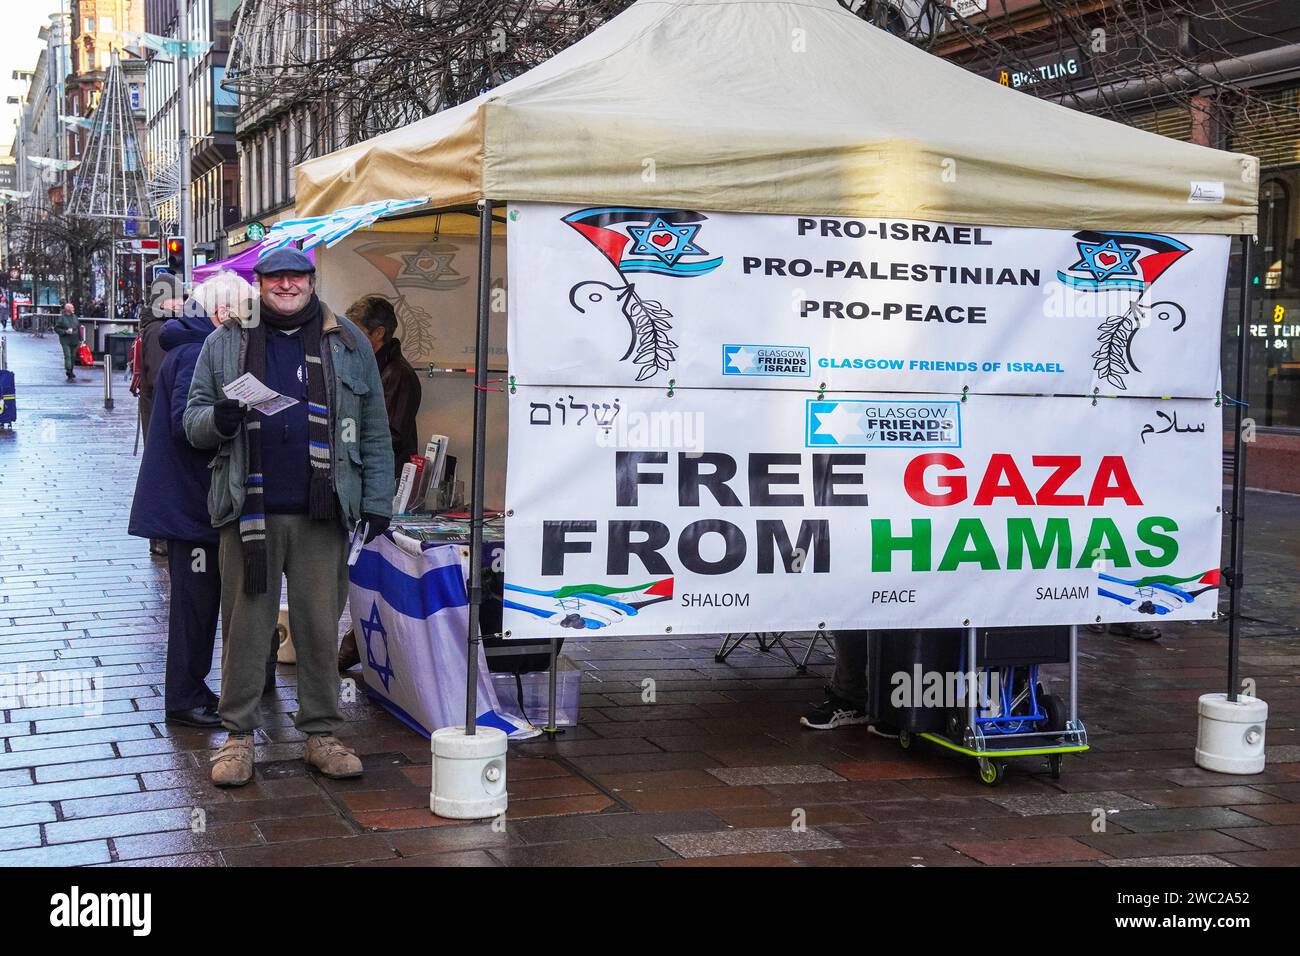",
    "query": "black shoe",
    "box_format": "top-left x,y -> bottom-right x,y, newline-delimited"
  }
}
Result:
66,372 -> 75,382
867,722 -> 901,739
800,692 -> 869,730
1109,621 -> 1162,641
166,705 -> 222,728
338,629 -> 360,672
